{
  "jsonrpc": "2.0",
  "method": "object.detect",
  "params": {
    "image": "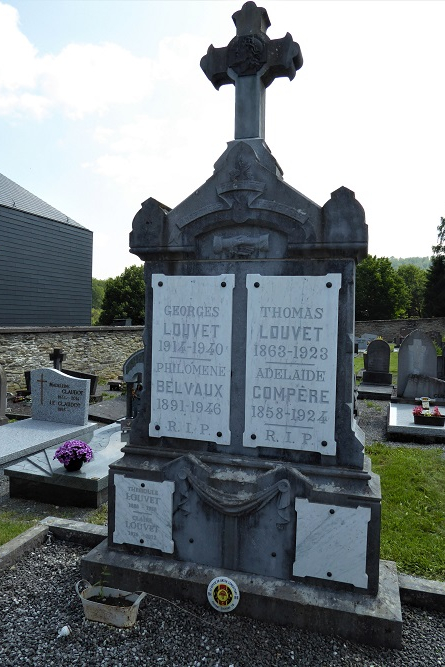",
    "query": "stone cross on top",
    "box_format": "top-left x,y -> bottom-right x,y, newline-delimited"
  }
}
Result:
49,347 -> 66,371
201,1 -> 303,141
